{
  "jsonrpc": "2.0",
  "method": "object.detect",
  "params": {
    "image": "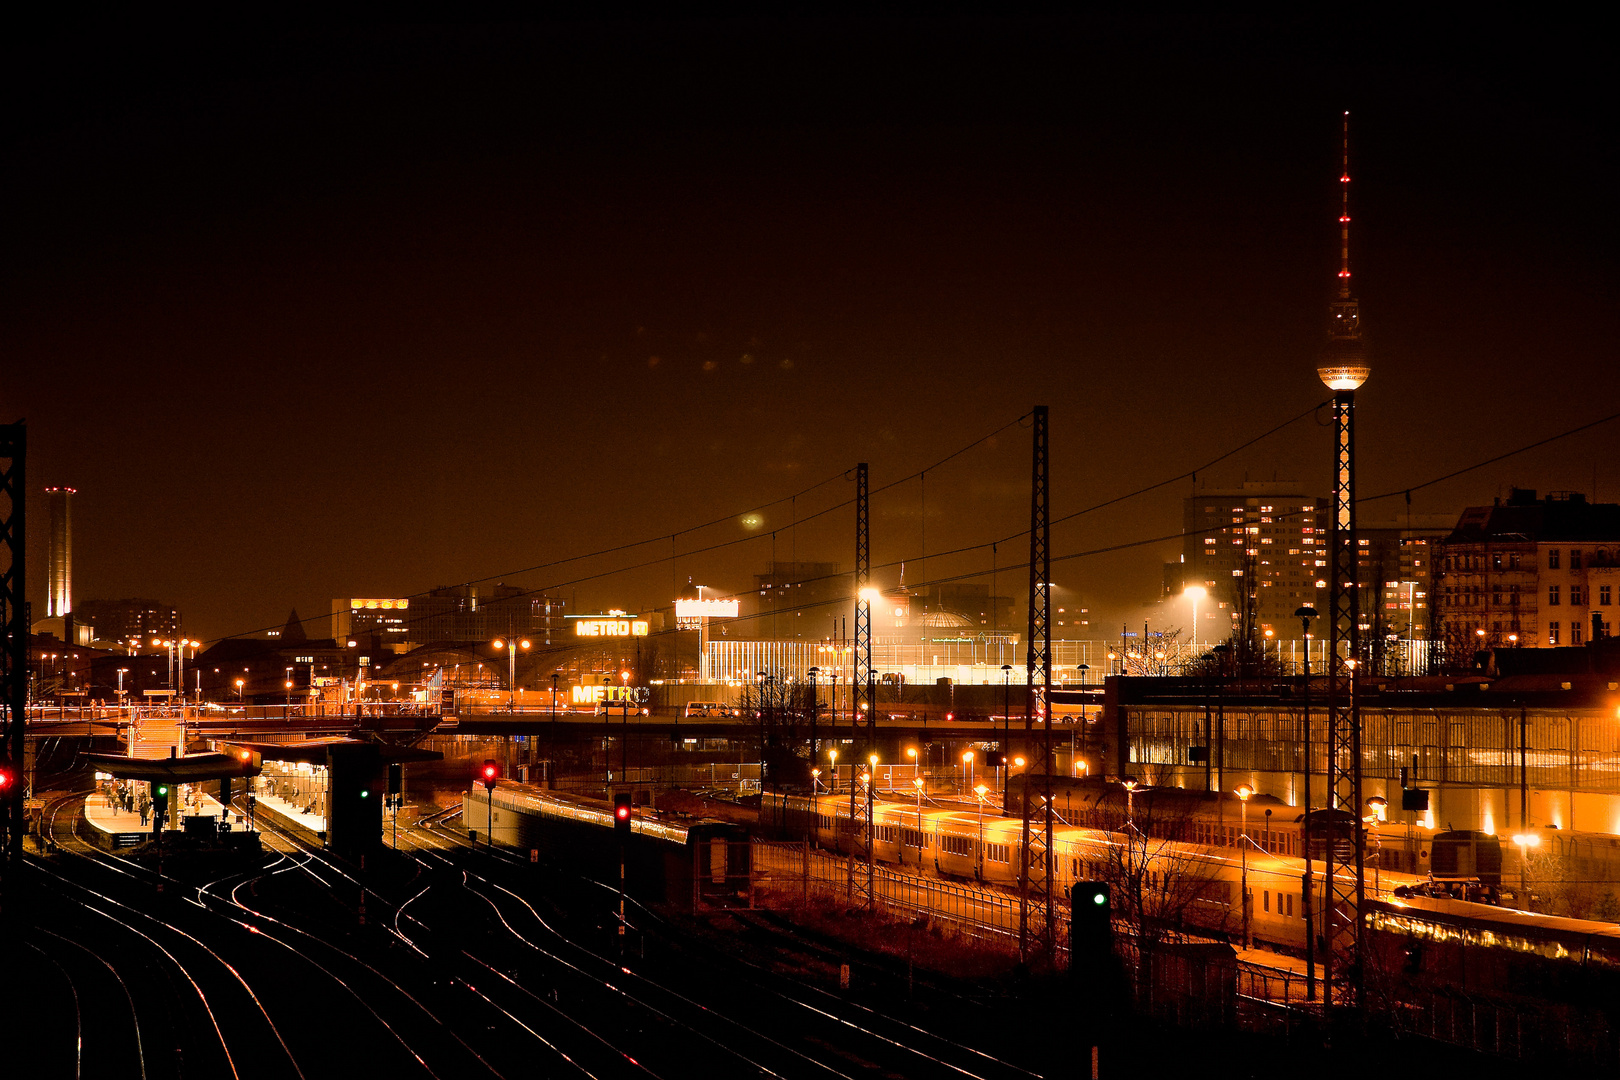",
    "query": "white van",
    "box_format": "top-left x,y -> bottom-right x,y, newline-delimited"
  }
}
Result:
683,701 -> 732,718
